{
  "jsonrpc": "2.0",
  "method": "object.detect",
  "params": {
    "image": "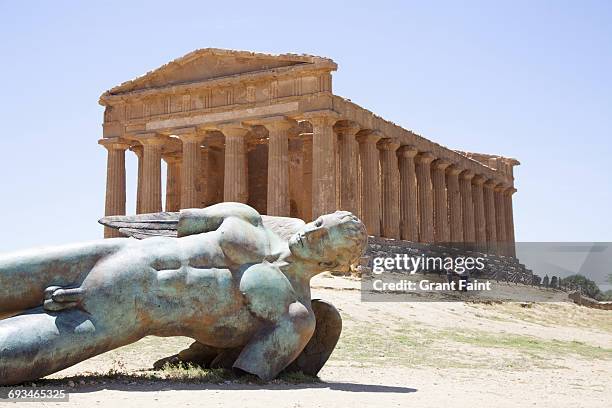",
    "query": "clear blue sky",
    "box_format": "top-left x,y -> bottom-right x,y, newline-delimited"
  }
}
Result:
0,0 -> 610,251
